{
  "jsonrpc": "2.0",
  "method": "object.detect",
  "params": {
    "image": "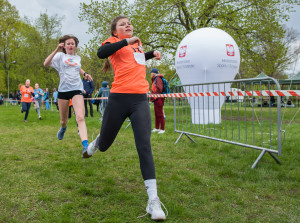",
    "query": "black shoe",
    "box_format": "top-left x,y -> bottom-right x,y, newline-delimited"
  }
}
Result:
21,109 -> 23,113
